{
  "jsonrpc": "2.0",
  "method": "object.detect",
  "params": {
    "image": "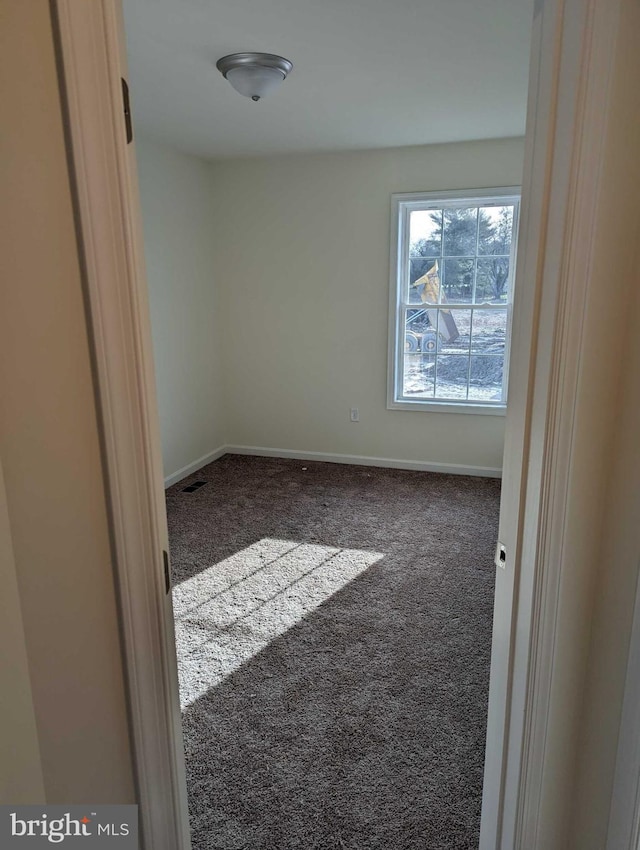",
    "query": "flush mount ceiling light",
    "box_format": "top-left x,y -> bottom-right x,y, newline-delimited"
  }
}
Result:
216,53 -> 293,102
